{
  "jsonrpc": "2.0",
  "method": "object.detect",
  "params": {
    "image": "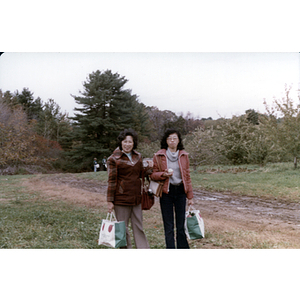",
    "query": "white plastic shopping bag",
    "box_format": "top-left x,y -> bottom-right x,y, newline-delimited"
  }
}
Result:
98,212 -> 127,248
184,206 -> 205,240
